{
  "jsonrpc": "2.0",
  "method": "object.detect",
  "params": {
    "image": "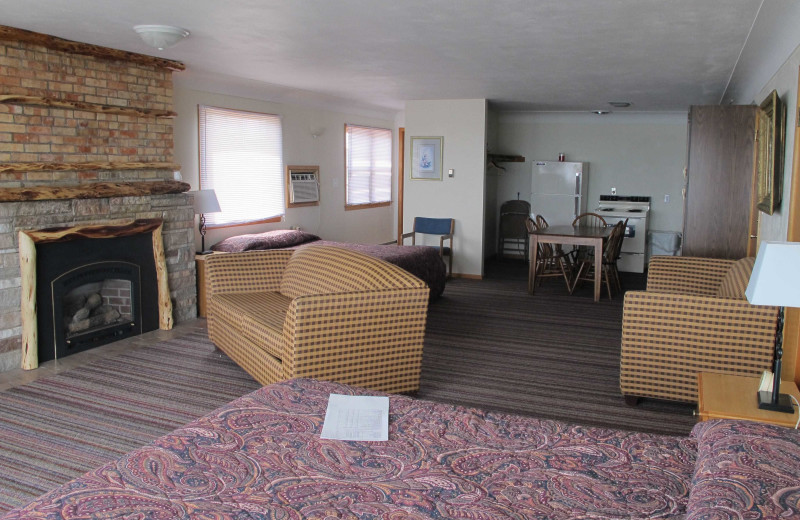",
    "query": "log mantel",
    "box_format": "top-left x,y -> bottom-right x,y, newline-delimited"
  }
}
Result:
0,180 -> 190,202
